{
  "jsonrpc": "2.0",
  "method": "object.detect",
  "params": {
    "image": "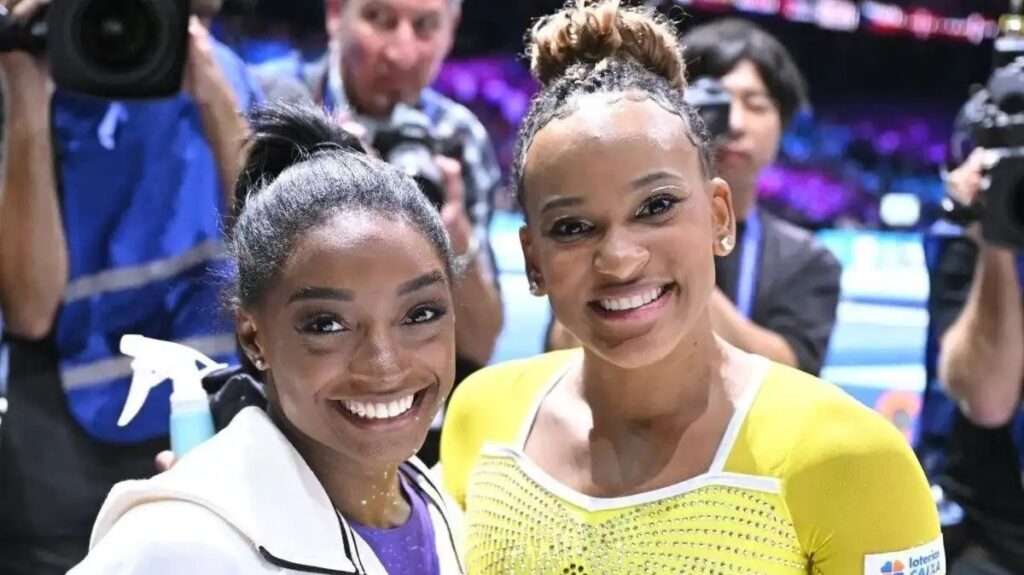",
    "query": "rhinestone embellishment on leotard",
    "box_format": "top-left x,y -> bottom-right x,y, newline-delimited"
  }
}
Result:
465,455 -> 807,574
